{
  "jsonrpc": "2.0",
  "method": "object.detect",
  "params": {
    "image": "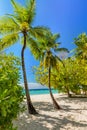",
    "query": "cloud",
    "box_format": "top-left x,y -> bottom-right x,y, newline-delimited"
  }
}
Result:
20,82 -> 47,90
57,51 -> 69,59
